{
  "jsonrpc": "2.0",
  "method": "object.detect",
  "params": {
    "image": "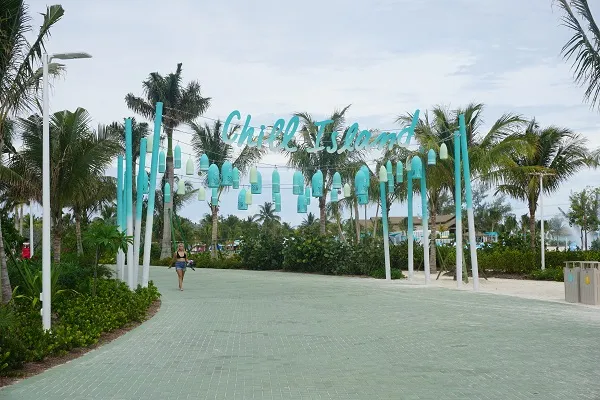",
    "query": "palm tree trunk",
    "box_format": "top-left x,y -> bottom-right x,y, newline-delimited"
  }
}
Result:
75,212 -> 84,256
429,203 -> 438,274
0,216 -> 12,304
52,225 -> 62,263
529,204 -> 536,249
319,196 -> 326,235
211,205 -> 218,259
160,152 -> 175,259
336,209 -> 345,242
372,202 -> 380,238
354,199 -> 360,242
19,204 -> 24,236
14,206 -> 19,232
